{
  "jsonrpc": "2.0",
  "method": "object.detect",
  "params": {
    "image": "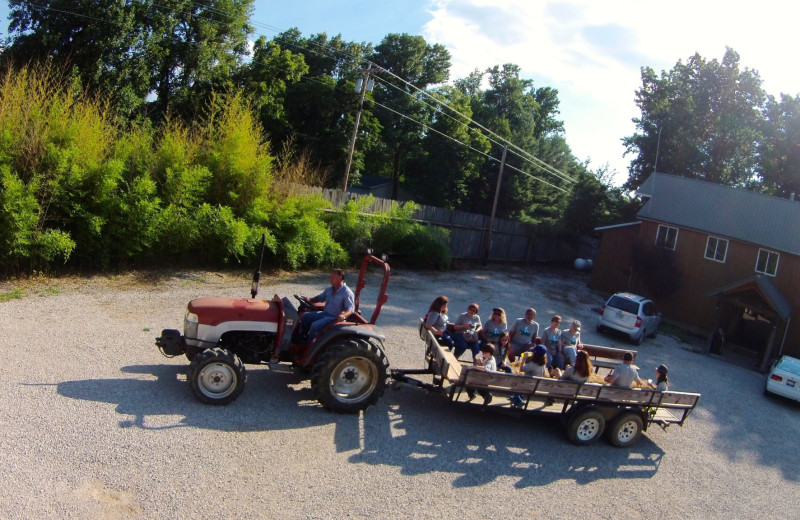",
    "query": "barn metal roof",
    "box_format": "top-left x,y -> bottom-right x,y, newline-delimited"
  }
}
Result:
636,173 -> 800,256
